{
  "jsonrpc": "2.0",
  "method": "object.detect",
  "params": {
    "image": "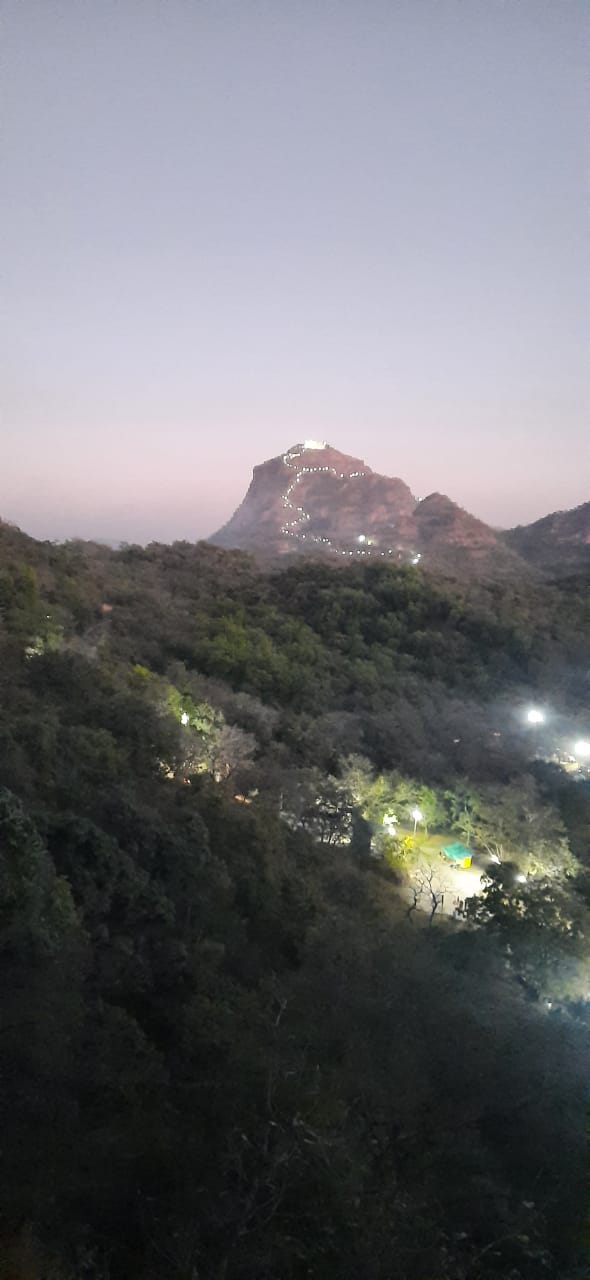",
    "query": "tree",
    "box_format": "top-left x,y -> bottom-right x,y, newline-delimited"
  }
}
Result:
339,753 -> 375,807
463,864 -> 590,1001
207,722 -> 256,783
0,787 -> 78,955
0,790 -> 84,1235
415,785 -> 445,835
284,771 -> 355,847
444,783 -> 481,845
410,860 -> 451,925
468,778 -> 576,879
